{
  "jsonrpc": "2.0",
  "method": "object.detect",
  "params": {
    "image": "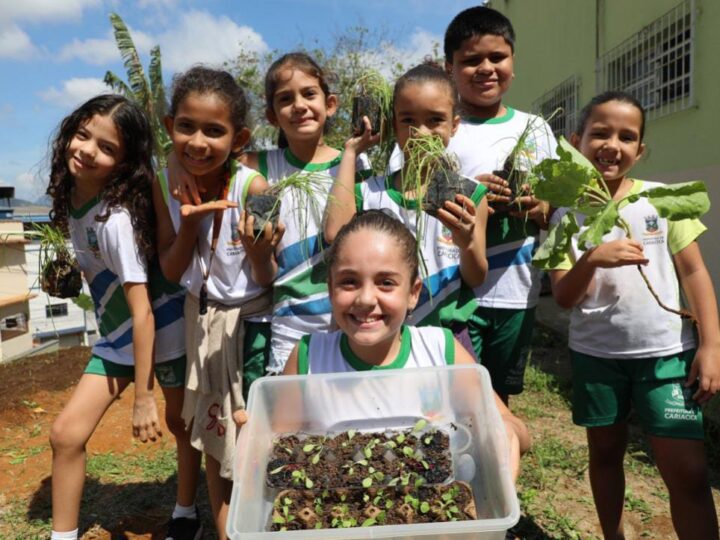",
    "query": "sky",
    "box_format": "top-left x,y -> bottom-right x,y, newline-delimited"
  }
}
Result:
0,0 -> 483,202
